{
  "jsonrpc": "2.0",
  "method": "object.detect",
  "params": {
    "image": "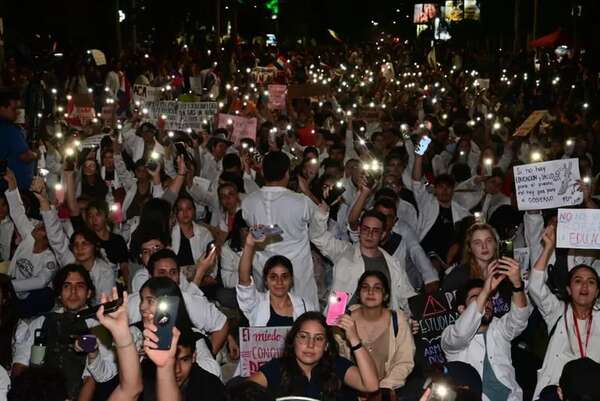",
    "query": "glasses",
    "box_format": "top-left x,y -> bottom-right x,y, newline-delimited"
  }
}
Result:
359,284 -> 384,293
295,331 -> 327,346
360,225 -> 382,236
